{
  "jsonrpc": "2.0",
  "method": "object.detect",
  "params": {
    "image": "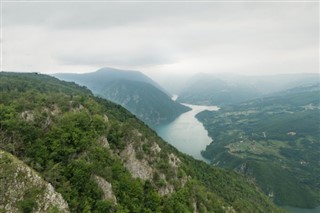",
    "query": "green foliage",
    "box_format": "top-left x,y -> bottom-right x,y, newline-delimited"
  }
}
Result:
48,207 -> 61,213
96,80 -> 191,128
19,199 -> 36,213
54,69 -> 191,128
18,187 -> 44,213
0,72 -> 285,212
197,85 -> 320,208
